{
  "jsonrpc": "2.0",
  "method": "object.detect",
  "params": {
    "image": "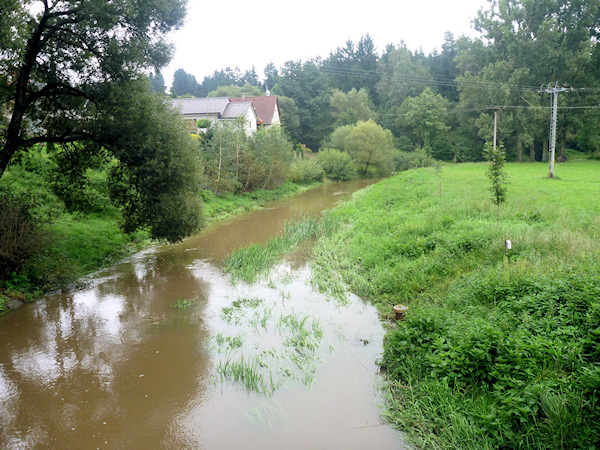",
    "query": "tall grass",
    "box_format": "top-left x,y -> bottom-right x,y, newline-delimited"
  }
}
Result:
310,161 -> 600,448
224,215 -> 321,283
